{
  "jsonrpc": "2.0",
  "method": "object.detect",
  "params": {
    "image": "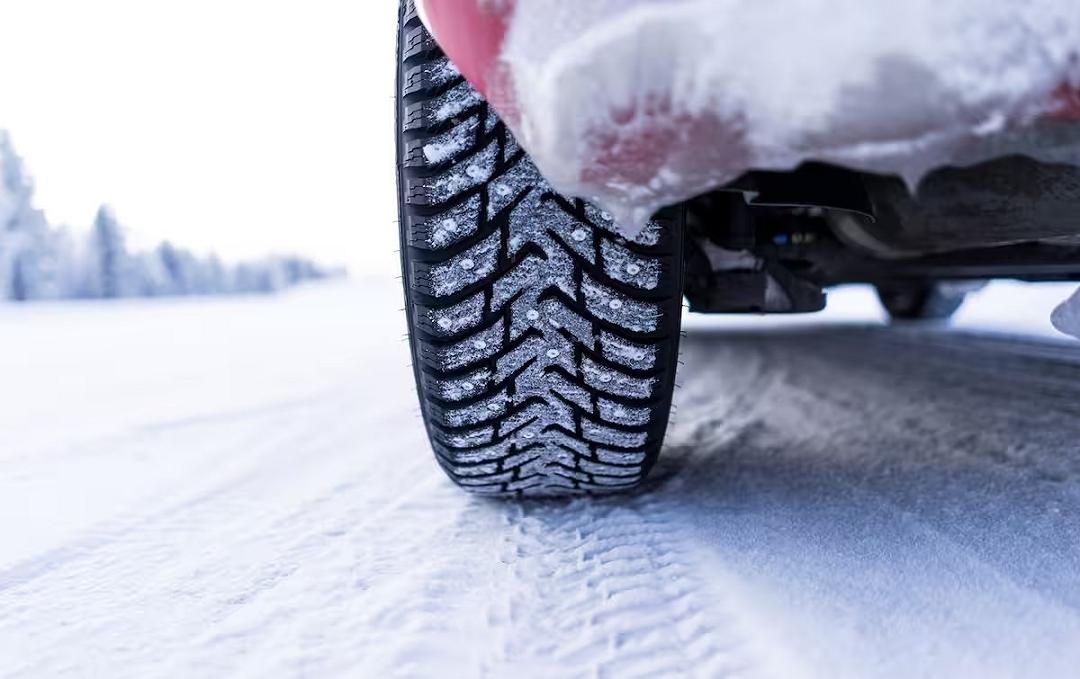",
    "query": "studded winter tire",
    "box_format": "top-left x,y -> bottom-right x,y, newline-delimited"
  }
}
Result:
395,2 -> 686,497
